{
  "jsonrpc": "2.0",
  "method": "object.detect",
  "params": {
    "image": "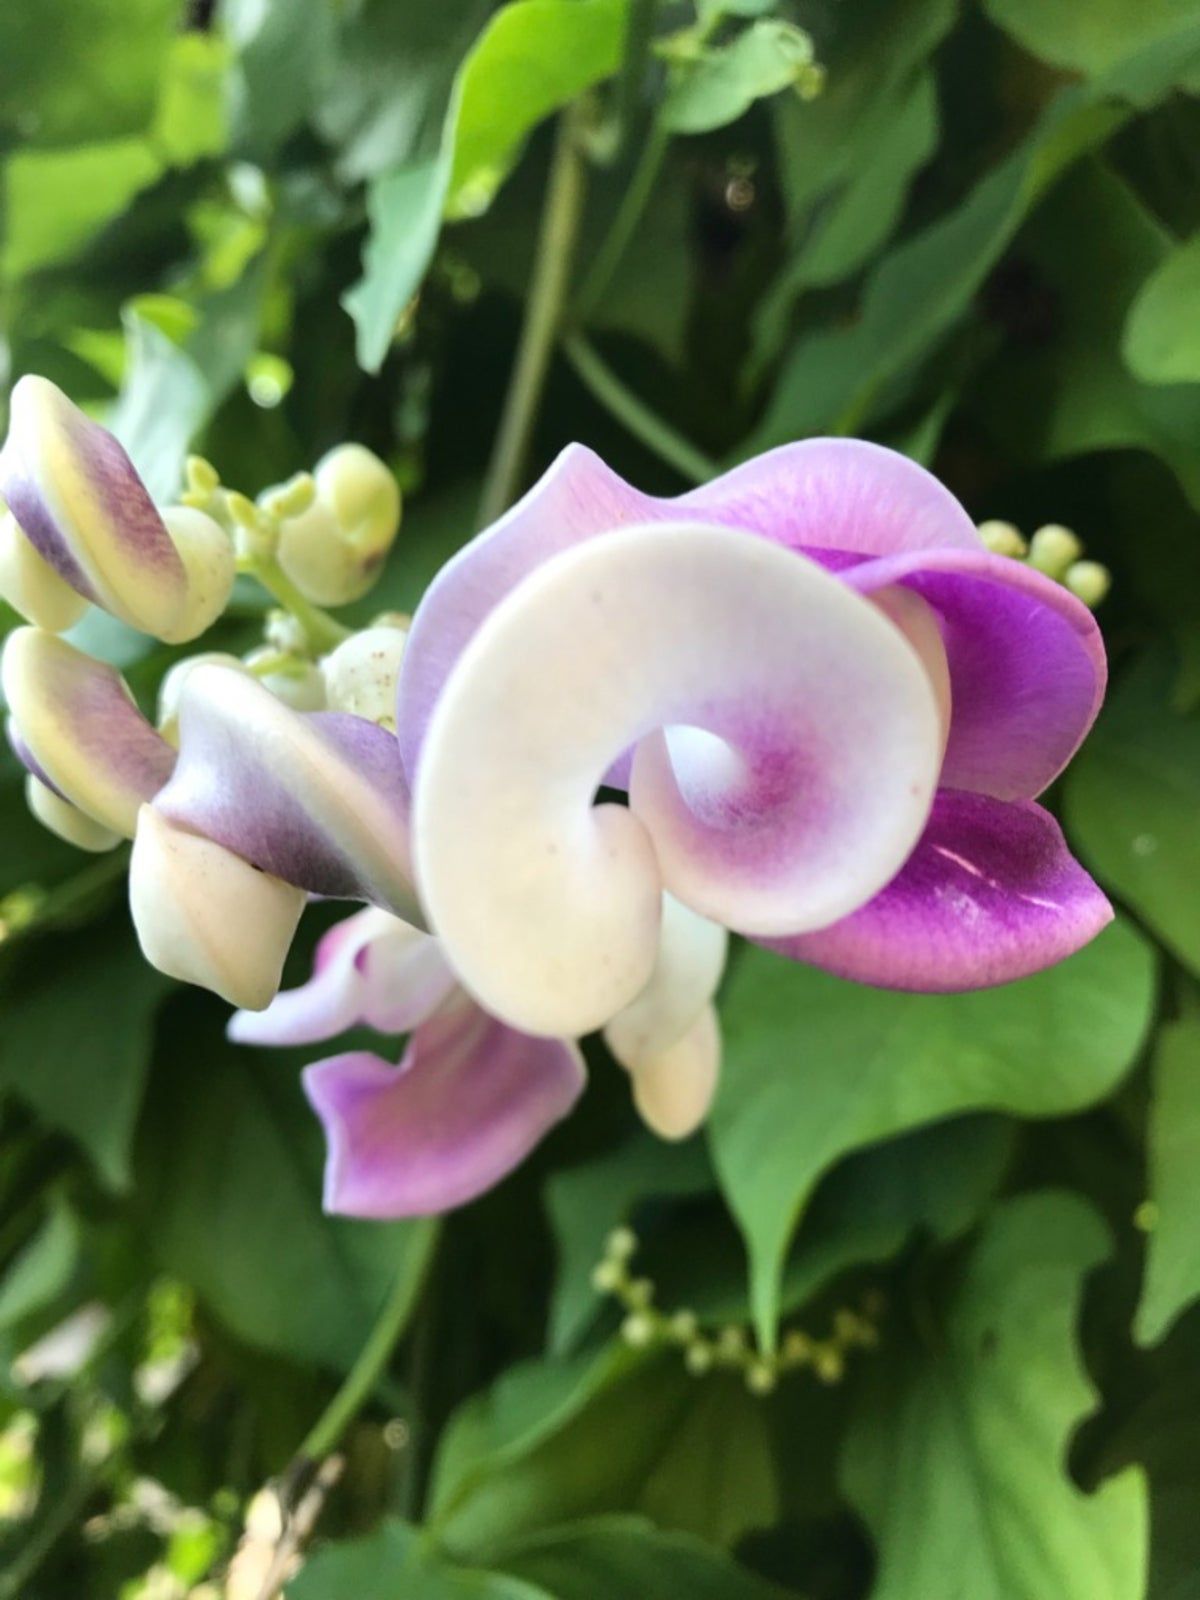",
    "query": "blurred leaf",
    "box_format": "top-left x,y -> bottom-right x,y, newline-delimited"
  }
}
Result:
1123,232 -> 1200,385
346,0 -> 628,371
1066,650 -> 1200,976
709,921 -> 1155,1343
546,1132 -> 712,1354
2,139 -> 164,280
663,21 -> 817,136
136,1000 -> 436,1373
108,310 -> 210,501
151,32 -> 231,167
983,0 -> 1200,78
0,1199 -> 80,1333
1136,1020 -> 1200,1346
431,1348 -> 777,1557
0,913 -> 166,1190
843,1192 -> 1147,1600
499,1516 -> 802,1598
290,1519 -> 547,1599
224,0 -> 337,160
